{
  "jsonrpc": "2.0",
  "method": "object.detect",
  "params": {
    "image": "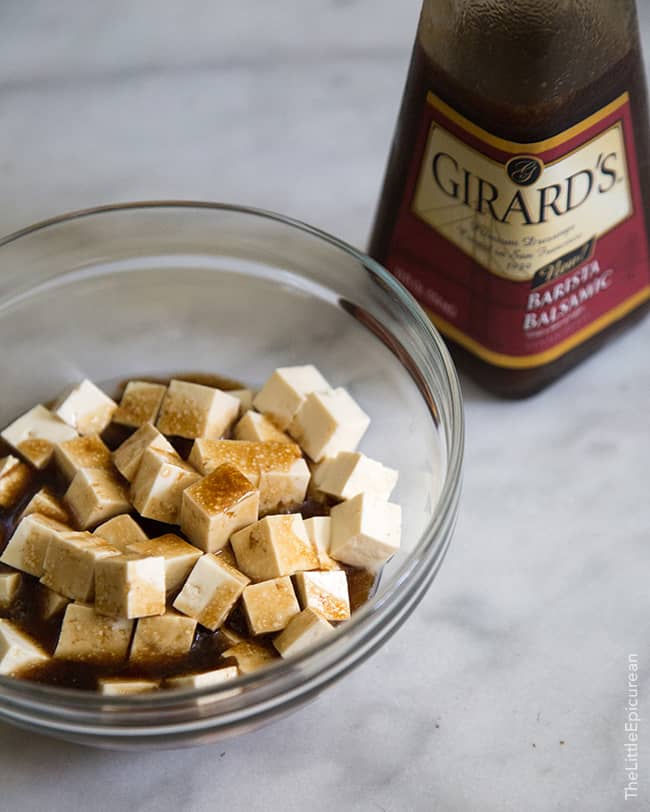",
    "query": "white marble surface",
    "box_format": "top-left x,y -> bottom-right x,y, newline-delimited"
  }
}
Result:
1,2 -> 649,810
